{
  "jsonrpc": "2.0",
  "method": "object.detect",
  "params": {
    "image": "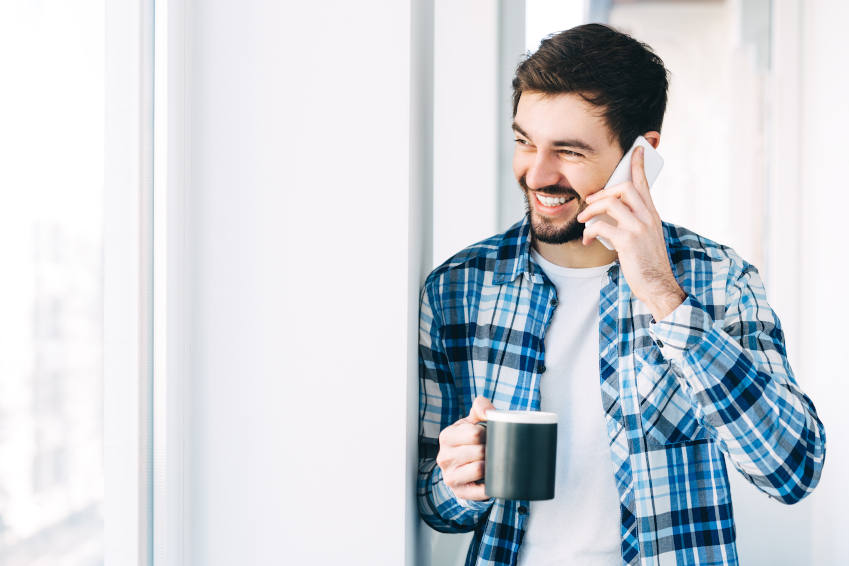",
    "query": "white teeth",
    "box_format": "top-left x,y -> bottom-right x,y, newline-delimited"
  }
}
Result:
535,194 -> 570,207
